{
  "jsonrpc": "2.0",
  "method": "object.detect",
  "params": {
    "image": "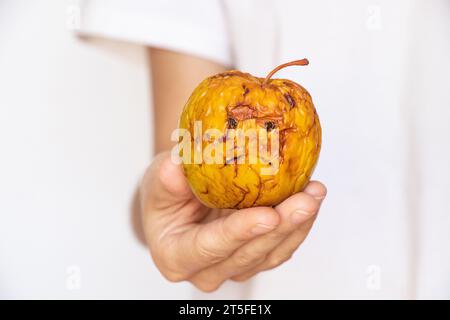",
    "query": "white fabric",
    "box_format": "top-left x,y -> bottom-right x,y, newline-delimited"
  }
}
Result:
79,0 -> 232,66
79,0 -> 450,299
